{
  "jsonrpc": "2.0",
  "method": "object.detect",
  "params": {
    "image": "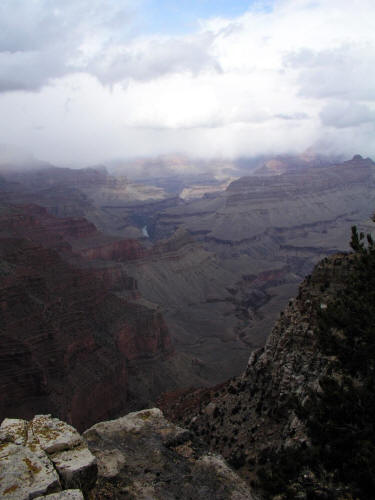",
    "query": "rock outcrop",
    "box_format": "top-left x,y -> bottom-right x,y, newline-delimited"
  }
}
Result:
0,415 -> 96,499
84,408 -> 254,499
160,251 -> 364,497
0,411 -> 254,500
